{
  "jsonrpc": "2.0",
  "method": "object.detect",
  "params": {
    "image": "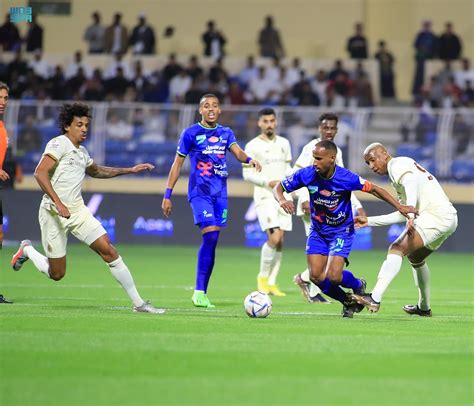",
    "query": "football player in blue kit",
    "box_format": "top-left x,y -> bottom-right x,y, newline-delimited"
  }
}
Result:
162,94 -> 261,308
274,140 -> 417,317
